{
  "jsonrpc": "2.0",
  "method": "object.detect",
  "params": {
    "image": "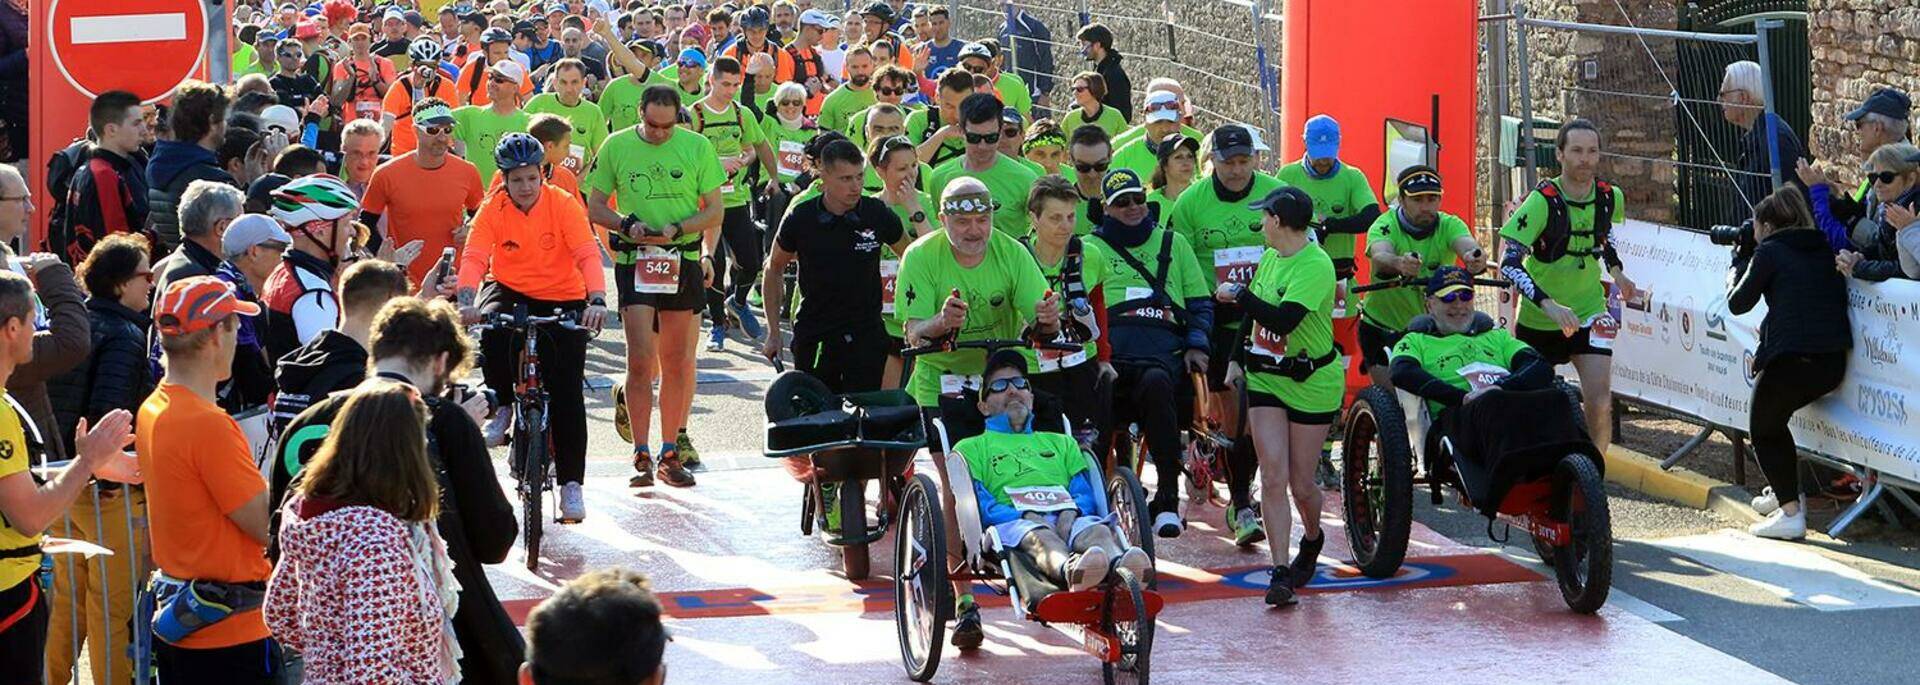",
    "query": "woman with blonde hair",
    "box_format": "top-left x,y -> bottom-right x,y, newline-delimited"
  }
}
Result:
266,382 -> 462,683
